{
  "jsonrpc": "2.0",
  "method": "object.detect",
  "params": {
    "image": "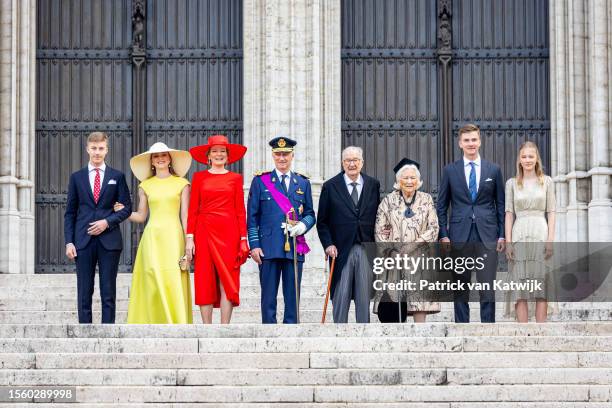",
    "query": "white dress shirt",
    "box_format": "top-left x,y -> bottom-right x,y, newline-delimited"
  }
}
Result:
88,162 -> 107,193
274,169 -> 291,192
67,163 -> 107,248
463,155 -> 481,192
344,173 -> 363,201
